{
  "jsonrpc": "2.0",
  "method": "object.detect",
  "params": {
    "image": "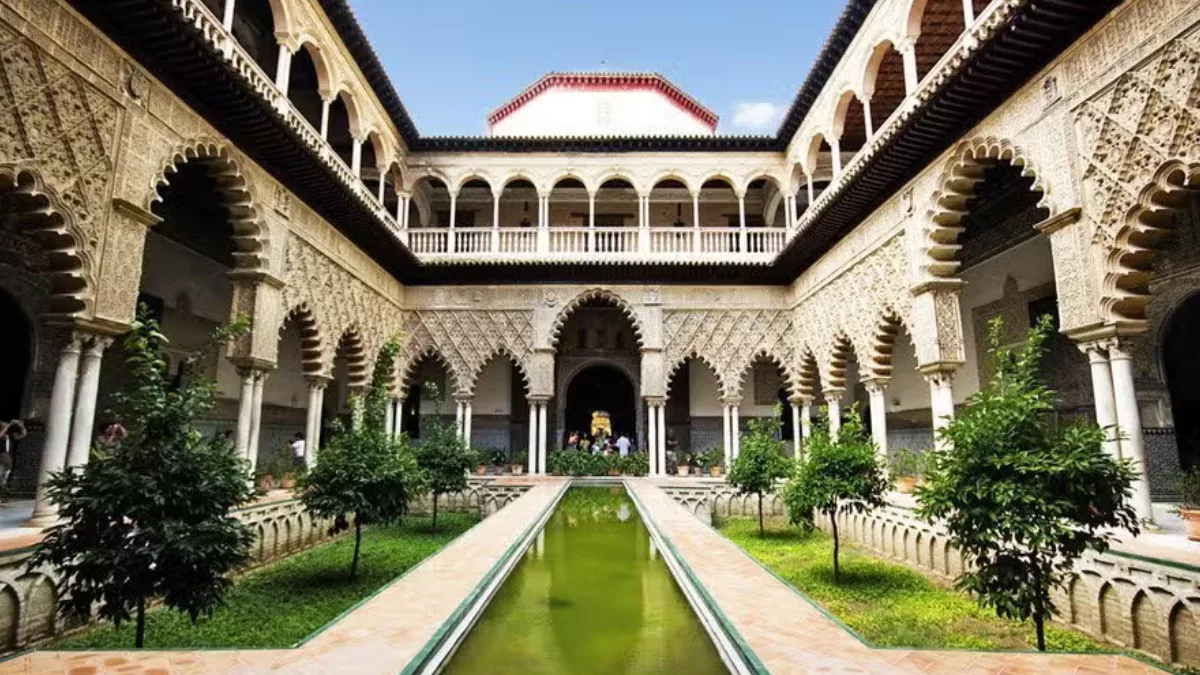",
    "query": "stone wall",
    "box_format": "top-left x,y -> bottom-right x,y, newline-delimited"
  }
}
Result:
664,483 -> 1200,670
0,479 -> 529,653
